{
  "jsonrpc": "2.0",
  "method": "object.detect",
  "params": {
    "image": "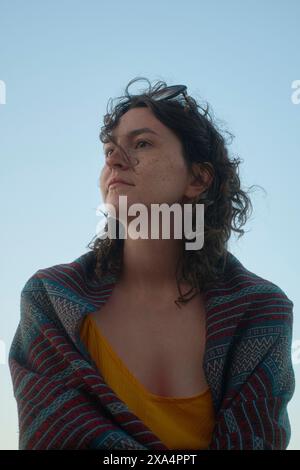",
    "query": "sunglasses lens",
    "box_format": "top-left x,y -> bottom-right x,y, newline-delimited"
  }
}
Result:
151,90 -> 175,101
151,85 -> 186,101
